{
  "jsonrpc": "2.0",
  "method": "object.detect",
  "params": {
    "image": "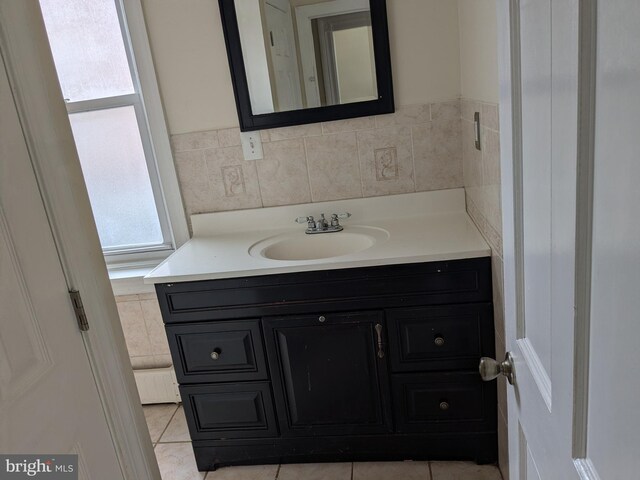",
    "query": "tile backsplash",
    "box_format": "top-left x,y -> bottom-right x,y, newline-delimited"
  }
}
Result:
171,100 -> 463,221
460,98 -> 502,257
